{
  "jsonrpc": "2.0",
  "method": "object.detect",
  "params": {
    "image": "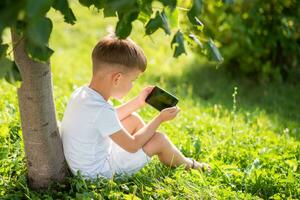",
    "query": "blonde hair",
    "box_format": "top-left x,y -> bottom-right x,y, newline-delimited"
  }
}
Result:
92,34 -> 147,74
